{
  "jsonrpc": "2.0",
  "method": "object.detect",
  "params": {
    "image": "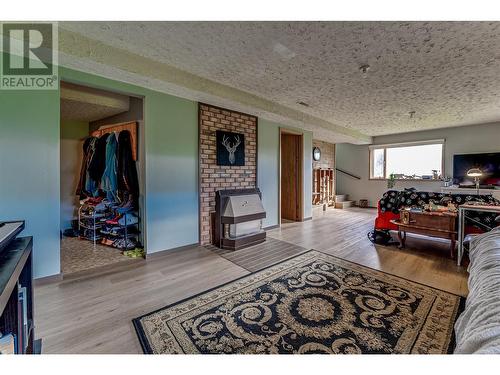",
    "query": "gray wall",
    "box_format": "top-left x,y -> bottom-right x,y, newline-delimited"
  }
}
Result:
258,119 -> 313,227
336,122 -> 500,207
